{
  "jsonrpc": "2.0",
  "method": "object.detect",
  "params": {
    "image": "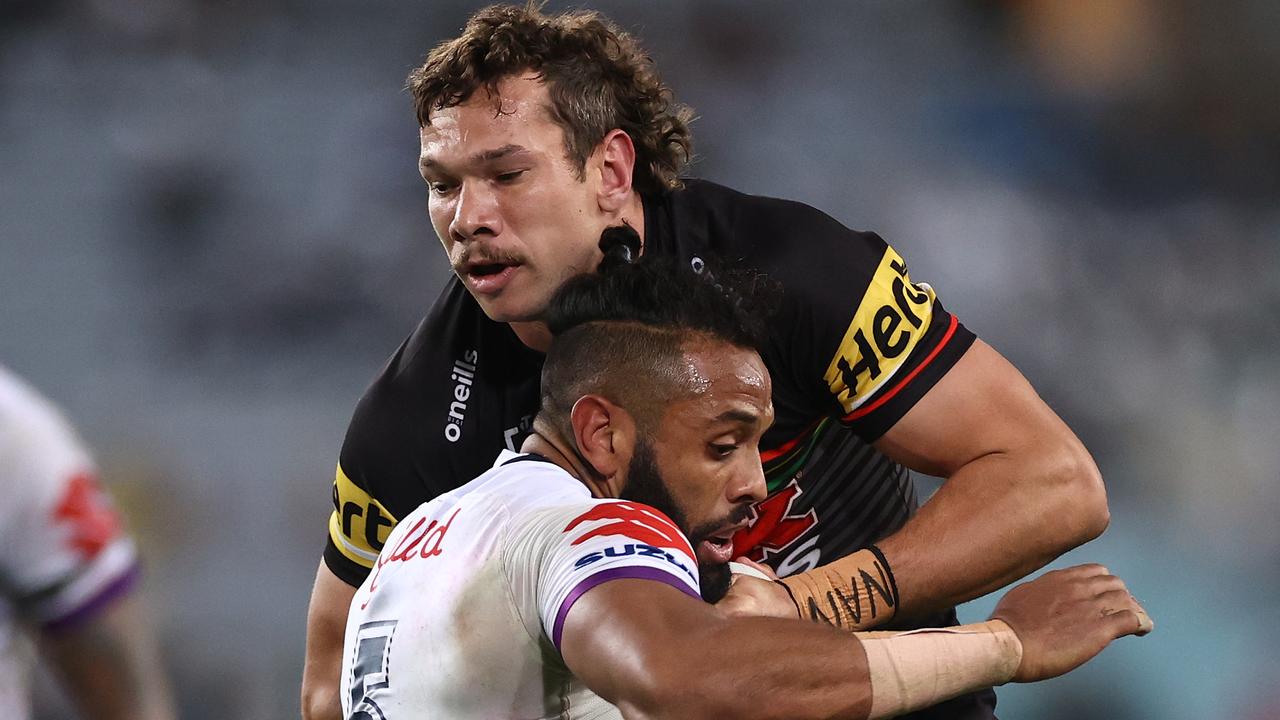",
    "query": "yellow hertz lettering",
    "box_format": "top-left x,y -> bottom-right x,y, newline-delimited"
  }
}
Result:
823,247 -> 936,415
328,465 -> 399,569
